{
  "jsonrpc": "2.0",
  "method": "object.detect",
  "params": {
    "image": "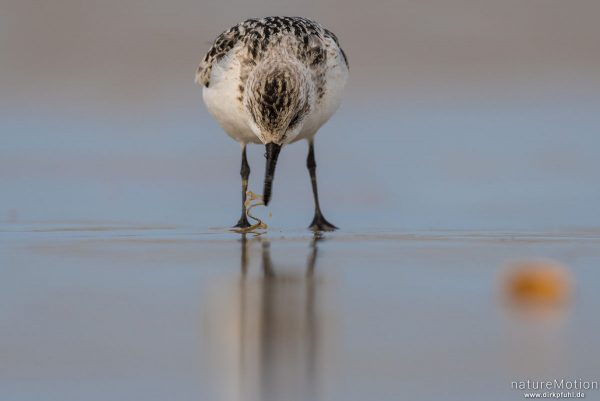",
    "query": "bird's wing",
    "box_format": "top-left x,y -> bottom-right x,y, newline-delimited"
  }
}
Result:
322,28 -> 349,69
196,17 -> 349,87
195,24 -> 245,87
